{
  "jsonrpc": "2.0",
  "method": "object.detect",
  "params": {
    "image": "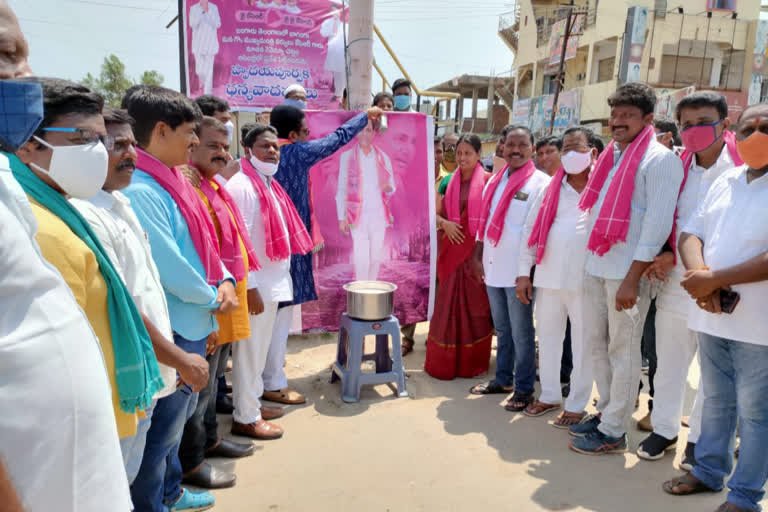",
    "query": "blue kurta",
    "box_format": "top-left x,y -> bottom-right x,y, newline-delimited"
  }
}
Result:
275,111 -> 369,305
